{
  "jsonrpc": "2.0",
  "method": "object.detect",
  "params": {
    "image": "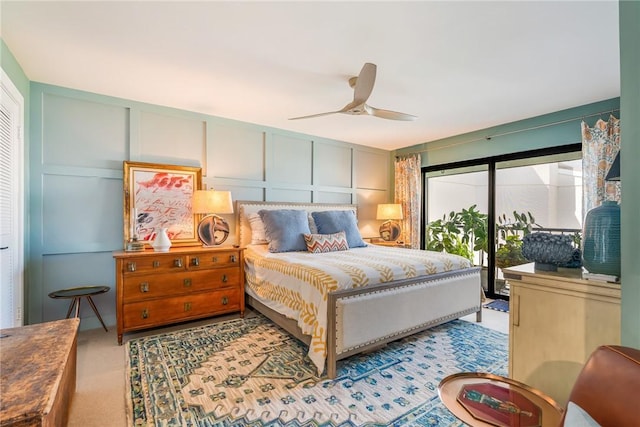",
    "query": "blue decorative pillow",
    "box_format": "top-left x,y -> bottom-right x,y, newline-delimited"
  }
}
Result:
311,210 -> 366,248
259,209 -> 311,253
